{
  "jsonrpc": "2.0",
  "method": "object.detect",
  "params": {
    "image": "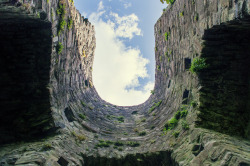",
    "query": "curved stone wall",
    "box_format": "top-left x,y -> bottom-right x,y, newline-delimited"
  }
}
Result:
0,0 -> 250,165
